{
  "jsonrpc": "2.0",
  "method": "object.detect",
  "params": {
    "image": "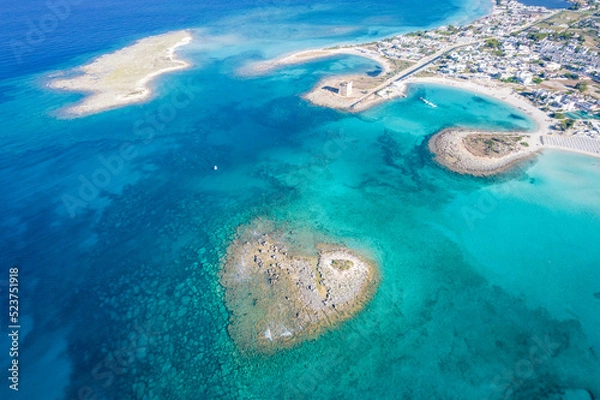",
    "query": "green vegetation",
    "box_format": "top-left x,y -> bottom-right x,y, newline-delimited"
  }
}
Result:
502,76 -> 519,84
575,82 -> 588,92
445,24 -> 460,34
554,31 -> 576,41
552,112 -> 566,119
406,30 -> 424,37
563,72 -> 579,80
527,32 -> 548,42
557,119 -> 575,131
331,259 -> 354,271
532,77 -> 543,84
483,139 -> 497,153
521,142 -> 529,147
485,38 -> 502,49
